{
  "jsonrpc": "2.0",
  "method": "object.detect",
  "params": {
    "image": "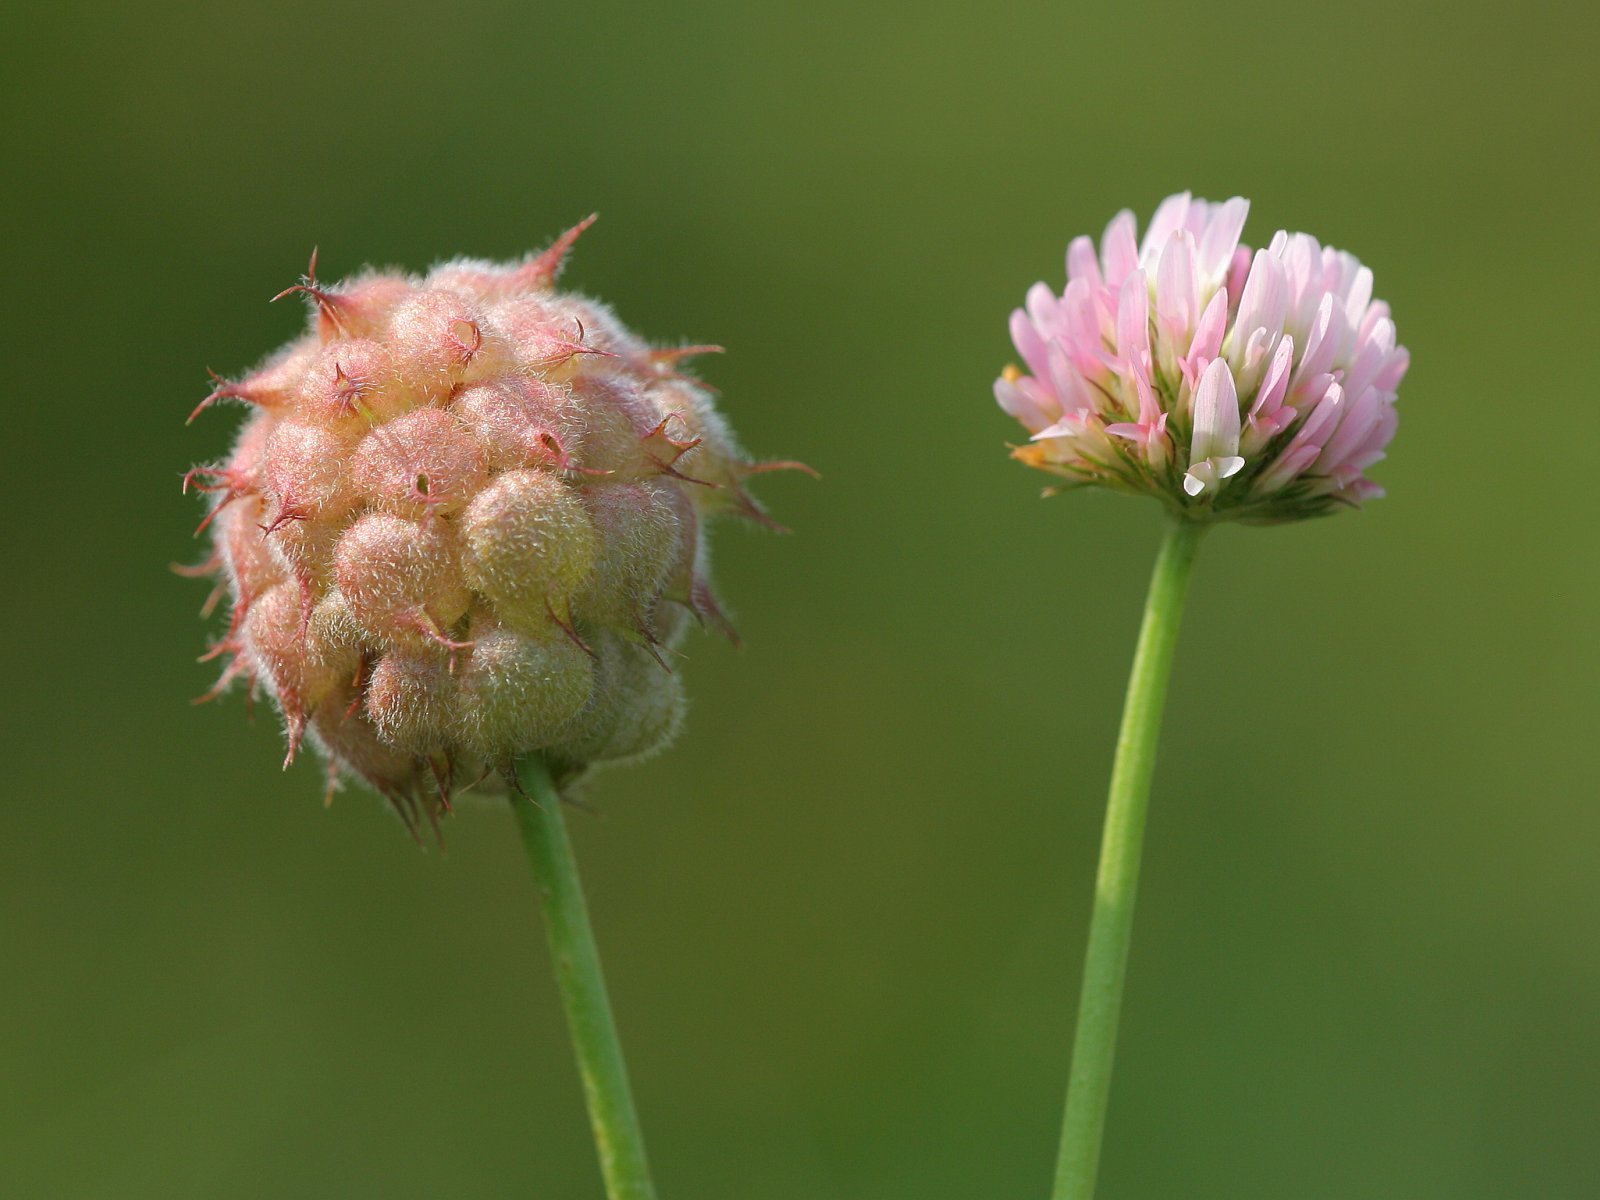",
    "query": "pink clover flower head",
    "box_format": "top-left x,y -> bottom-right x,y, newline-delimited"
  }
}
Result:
997,193 -> 1407,523
182,217 -> 806,833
